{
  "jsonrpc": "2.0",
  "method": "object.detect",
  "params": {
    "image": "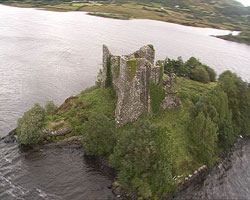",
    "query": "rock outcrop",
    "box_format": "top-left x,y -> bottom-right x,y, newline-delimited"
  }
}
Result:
102,45 -> 179,126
